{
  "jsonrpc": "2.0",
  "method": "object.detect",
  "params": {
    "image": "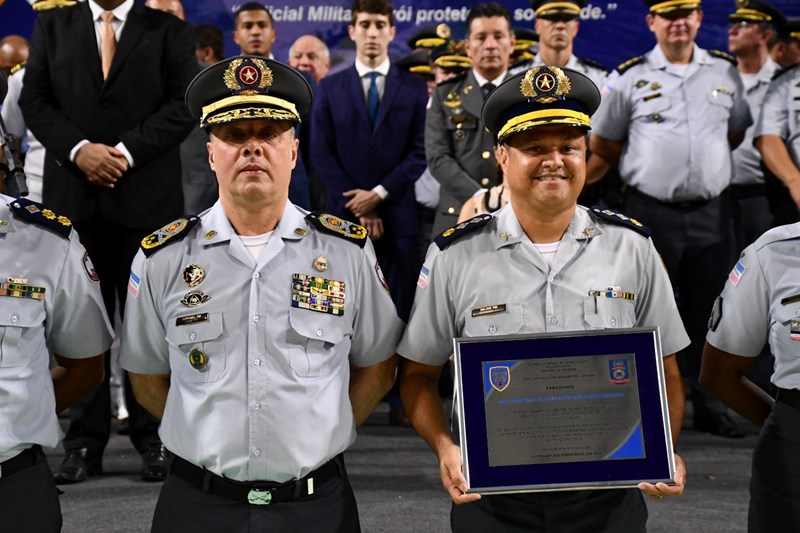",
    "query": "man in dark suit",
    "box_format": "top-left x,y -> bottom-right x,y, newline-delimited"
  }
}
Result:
311,0 -> 427,322
19,0 -> 199,483
426,2 -> 516,236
